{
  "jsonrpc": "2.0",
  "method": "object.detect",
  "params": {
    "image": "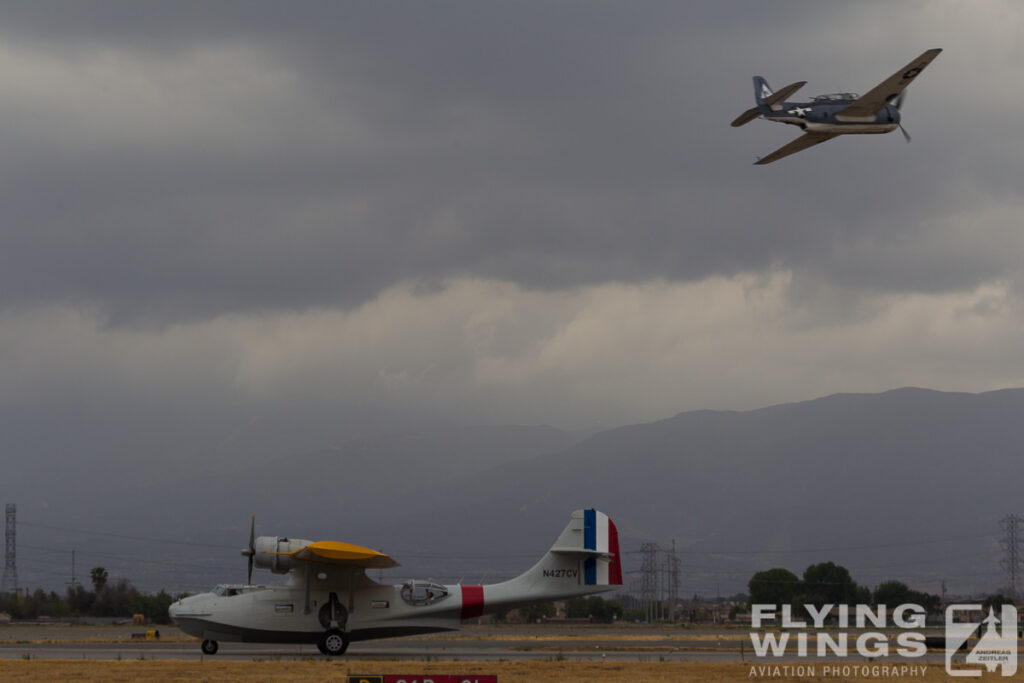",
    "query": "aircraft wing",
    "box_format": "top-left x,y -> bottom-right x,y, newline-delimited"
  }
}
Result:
754,132 -> 837,165
283,540 -> 400,569
836,48 -> 942,121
